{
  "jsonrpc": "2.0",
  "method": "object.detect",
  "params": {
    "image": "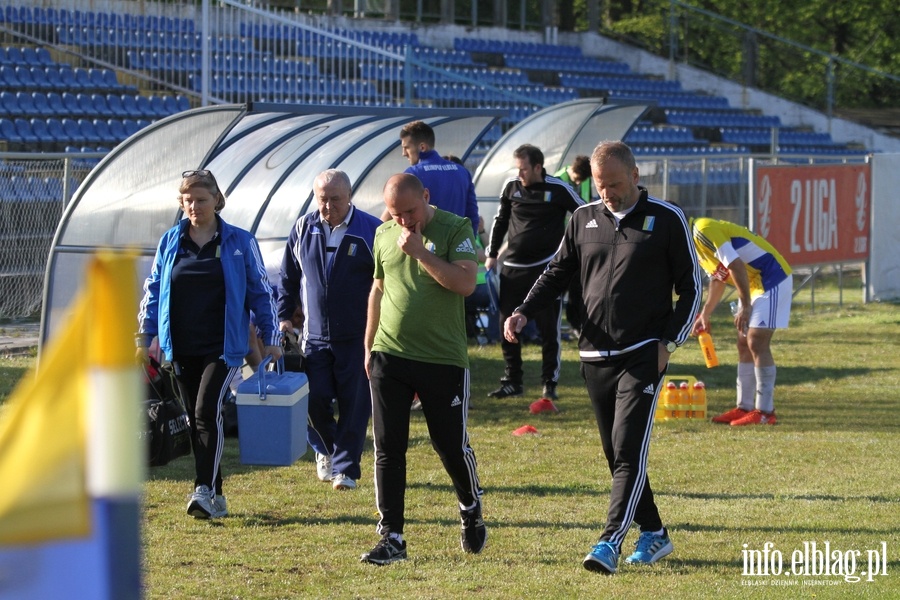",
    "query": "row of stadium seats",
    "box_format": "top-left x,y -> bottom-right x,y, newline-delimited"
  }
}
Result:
664,109 -> 782,129
0,91 -> 190,120
454,38 -> 582,58
126,51 -> 320,77
631,144 -> 751,157
57,27 -> 254,54
625,125 -> 703,145
189,75 -> 388,101
0,64 -> 133,93
357,62 -> 530,85
0,174 -> 65,203
560,74 -> 683,94
1,5 -> 195,34
0,117 -> 152,150
505,55 -> 632,75
719,128 -> 839,147
1,45 -> 54,67
413,81 -> 578,104
607,90 -> 731,111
